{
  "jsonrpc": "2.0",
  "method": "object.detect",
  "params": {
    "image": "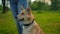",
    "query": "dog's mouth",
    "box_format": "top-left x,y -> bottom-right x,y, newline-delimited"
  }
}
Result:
18,18 -> 24,21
